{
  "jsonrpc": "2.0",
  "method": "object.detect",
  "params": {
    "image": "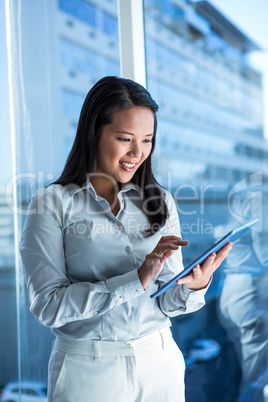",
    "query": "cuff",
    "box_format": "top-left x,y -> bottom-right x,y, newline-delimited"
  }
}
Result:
106,269 -> 144,304
180,275 -> 212,301
159,276 -> 212,317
